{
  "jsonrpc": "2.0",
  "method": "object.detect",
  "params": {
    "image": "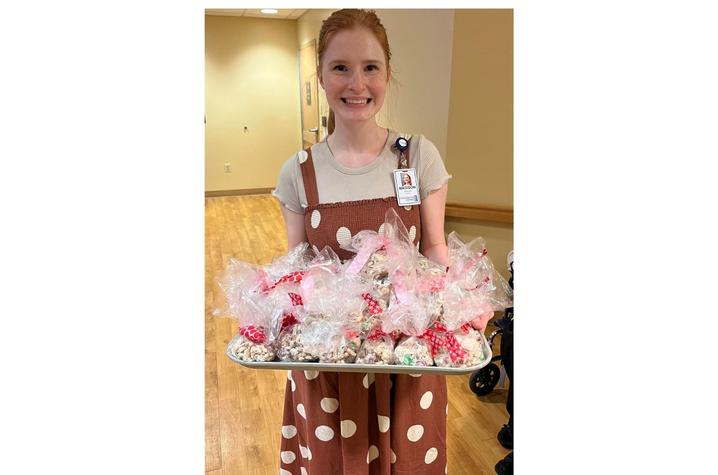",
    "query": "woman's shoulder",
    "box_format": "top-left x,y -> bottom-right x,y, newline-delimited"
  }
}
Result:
283,149 -> 310,166
399,133 -> 441,163
278,148 -> 313,178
